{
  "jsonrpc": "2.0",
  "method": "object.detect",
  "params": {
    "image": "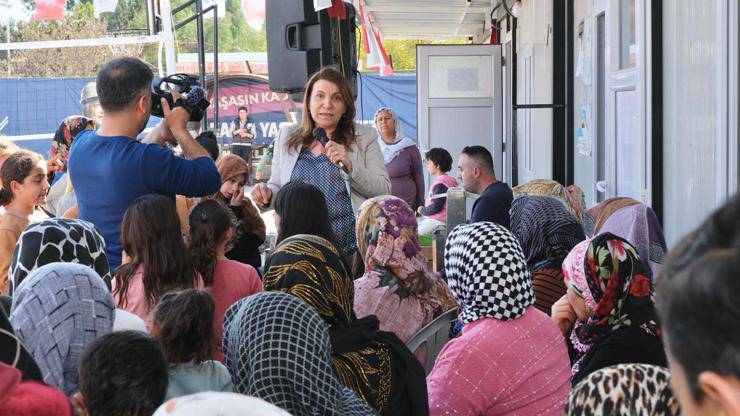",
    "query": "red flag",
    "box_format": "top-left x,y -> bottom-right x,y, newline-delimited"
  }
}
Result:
32,0 -> 64,21
327,0 -> 346,19
358,2 -> 393,76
